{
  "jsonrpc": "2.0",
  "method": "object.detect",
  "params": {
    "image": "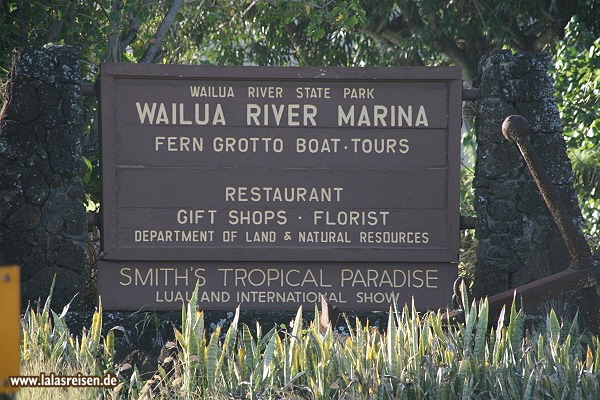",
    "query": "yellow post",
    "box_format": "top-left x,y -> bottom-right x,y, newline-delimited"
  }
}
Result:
0,266 -> 20,394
